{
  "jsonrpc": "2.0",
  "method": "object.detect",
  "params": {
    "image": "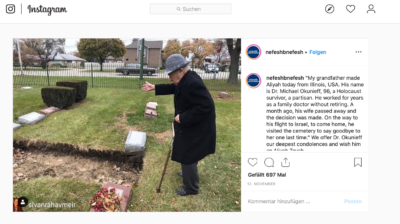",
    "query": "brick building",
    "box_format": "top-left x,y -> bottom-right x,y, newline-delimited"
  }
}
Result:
123,39 -> 163,67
